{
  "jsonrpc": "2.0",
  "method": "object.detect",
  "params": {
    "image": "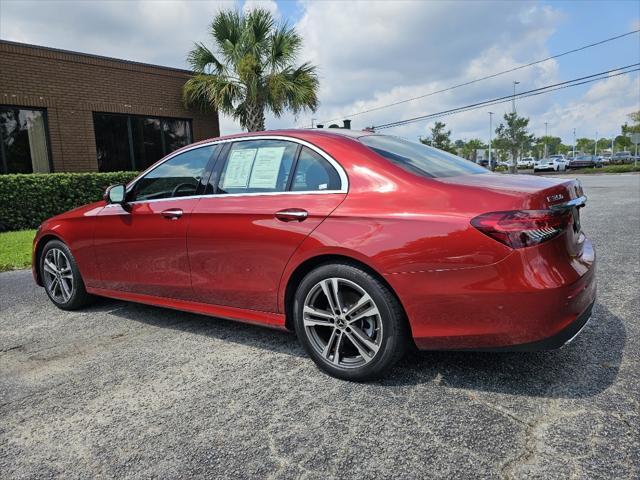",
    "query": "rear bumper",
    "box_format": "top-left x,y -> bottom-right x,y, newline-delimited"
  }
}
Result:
387,237 -> 597,350
471,300 -> 594,351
